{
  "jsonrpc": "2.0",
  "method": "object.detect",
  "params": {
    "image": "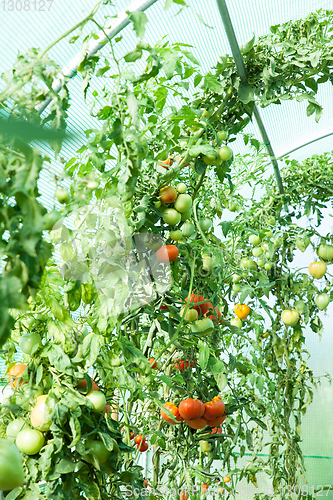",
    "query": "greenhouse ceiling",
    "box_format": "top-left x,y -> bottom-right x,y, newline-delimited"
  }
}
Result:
1,0 -> 333,188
